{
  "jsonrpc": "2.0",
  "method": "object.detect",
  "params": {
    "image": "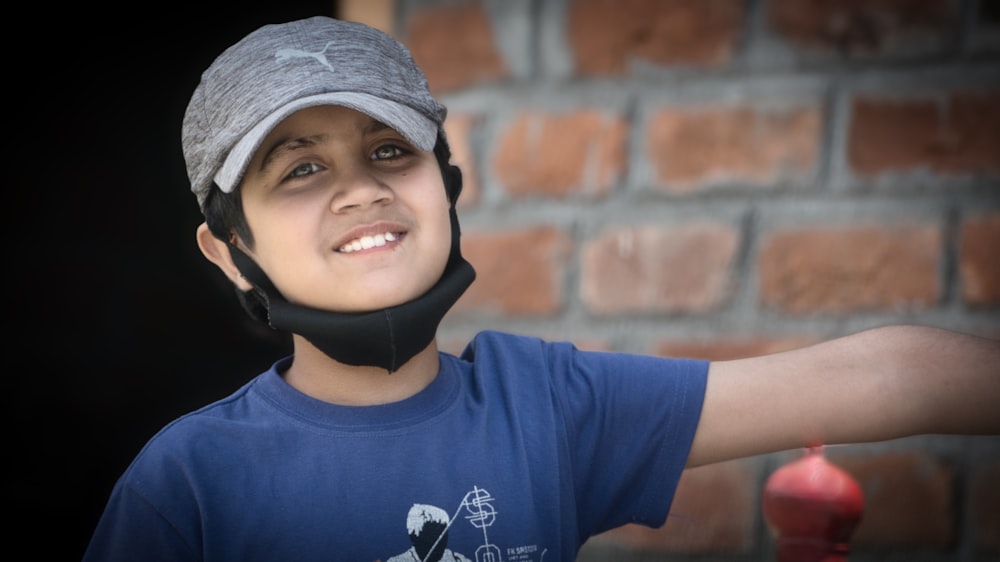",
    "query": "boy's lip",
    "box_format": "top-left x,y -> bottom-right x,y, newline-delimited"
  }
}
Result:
333,220 -> 408,253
